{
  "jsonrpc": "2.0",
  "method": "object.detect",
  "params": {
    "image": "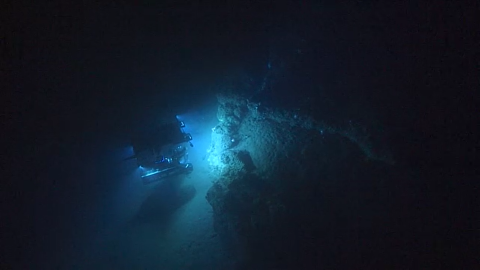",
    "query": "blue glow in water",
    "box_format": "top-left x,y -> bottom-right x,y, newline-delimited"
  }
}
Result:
120,146 -> 135,160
